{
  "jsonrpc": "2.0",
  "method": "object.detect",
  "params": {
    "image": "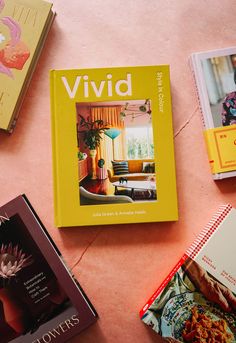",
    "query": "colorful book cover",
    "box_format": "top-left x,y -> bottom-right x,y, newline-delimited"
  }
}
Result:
50,65 -> 178,227
140,204 -> 236,342
0,0 -> 55,132
0,195 -> 97,342
190,46 -> 236,180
